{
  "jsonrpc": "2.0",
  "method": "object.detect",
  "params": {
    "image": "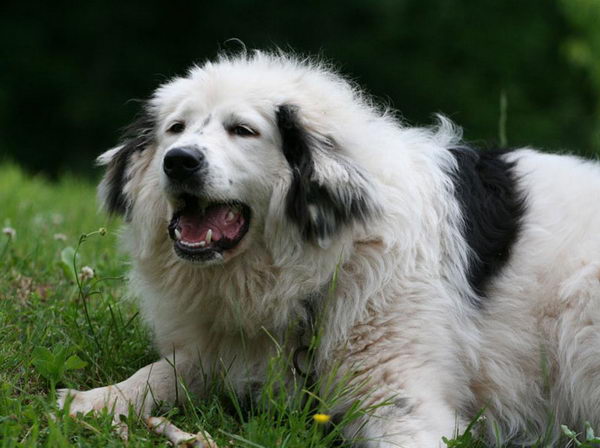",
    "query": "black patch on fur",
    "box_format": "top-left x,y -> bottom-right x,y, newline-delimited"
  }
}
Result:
449,147 -> 526,304
276,104 -> 374,243
102,107 -> 155,216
